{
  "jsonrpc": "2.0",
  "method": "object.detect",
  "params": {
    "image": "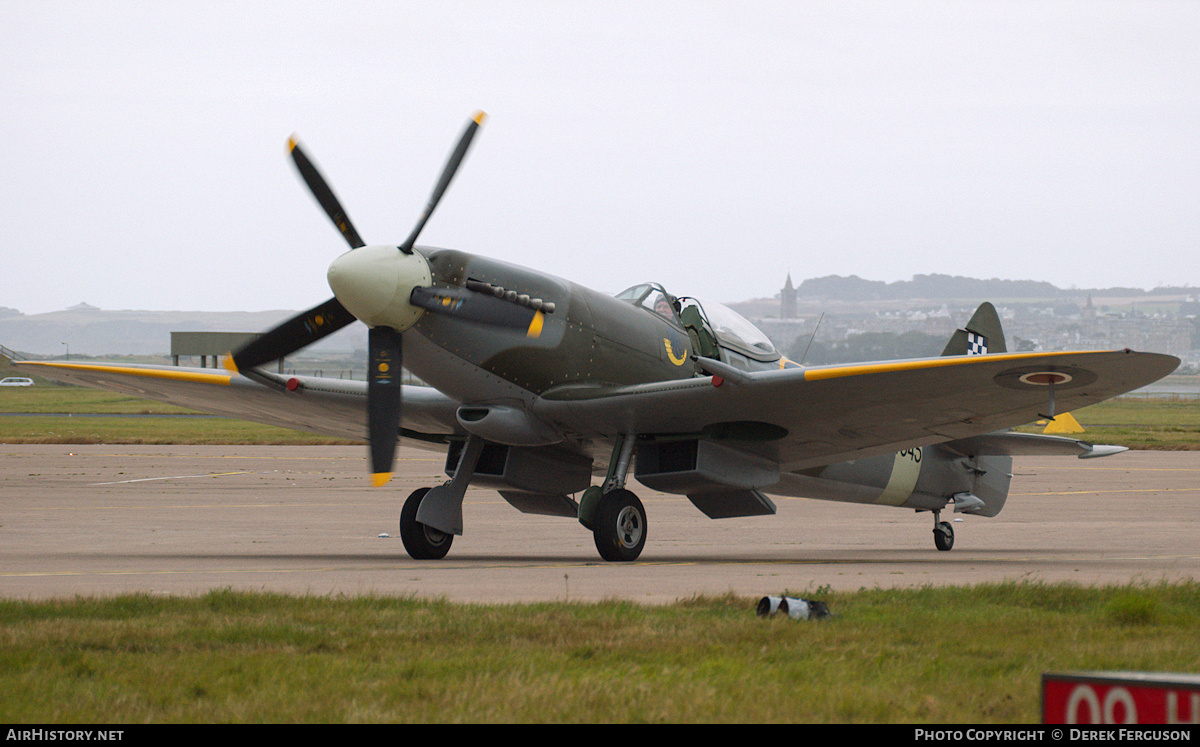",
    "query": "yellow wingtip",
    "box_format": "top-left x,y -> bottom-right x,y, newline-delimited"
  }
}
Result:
371,472 -> 393,488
